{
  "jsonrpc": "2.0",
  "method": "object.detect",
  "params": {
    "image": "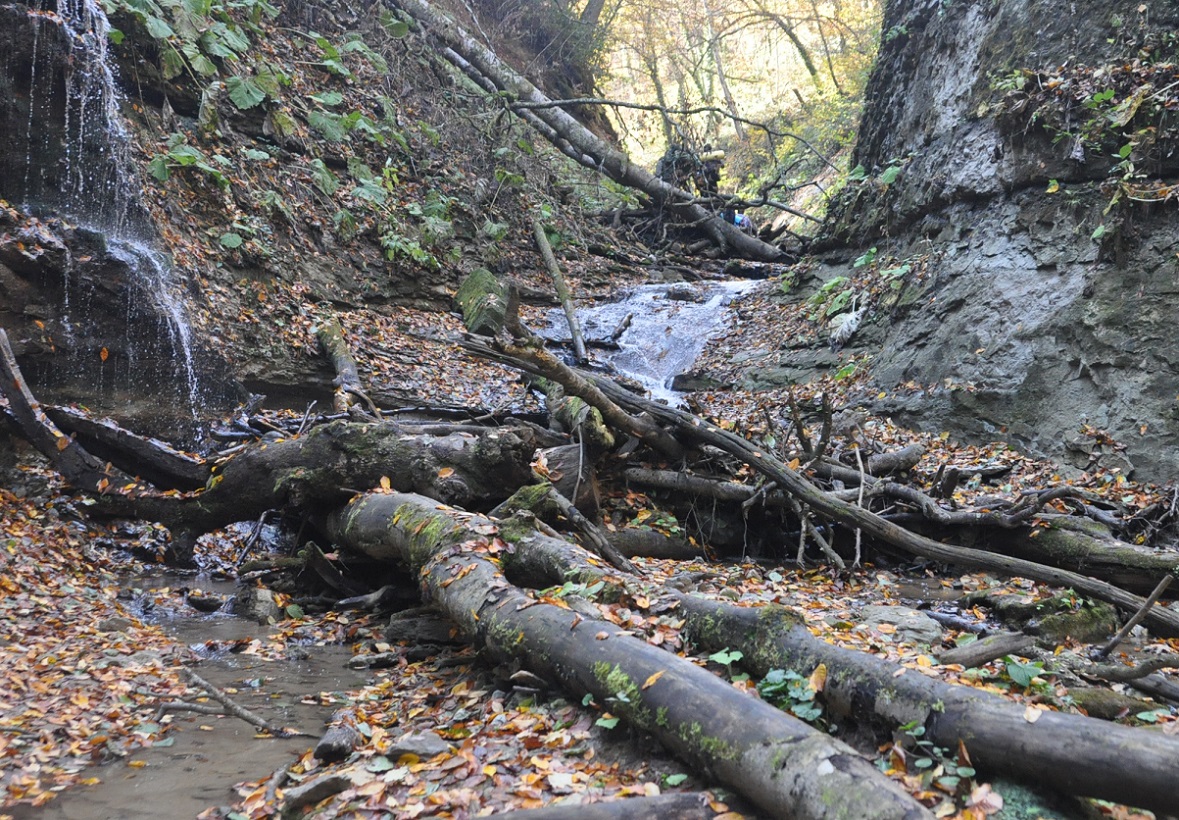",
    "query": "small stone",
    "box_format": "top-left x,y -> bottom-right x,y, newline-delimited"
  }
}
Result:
97,616 -> 135,633
387,731 -> 453,759
860,605 -> 943,646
